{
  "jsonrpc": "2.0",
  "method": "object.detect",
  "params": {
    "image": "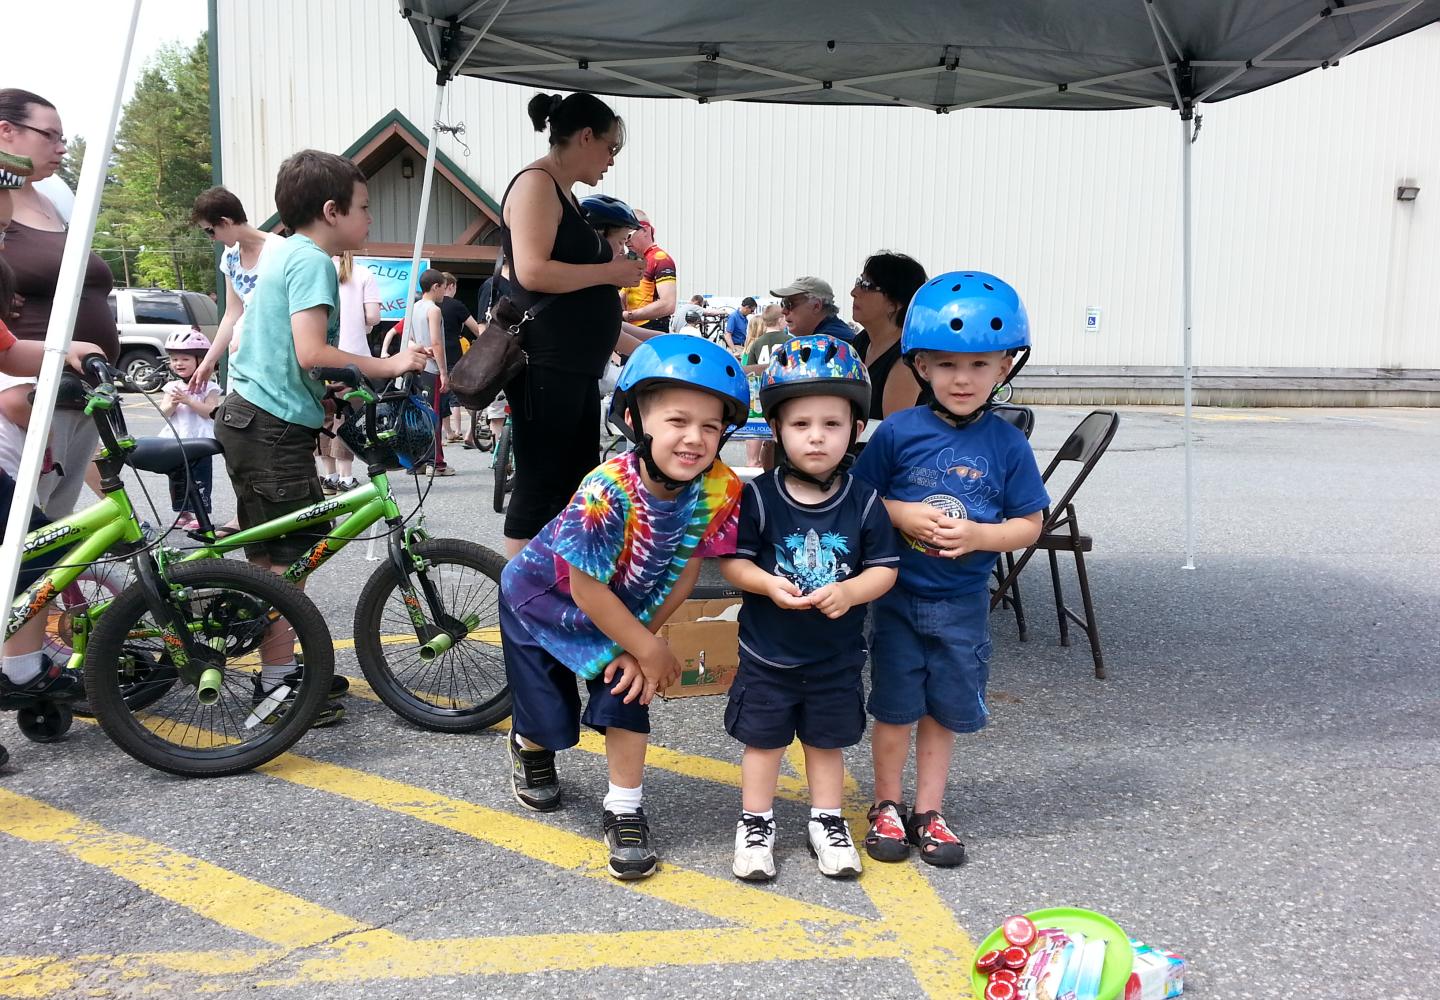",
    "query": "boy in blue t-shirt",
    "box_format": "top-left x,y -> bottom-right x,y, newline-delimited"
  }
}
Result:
720,335 -> 898,881
852,272 -> 1049,869
214,150 -> 430,723
500,335 -> 750,881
